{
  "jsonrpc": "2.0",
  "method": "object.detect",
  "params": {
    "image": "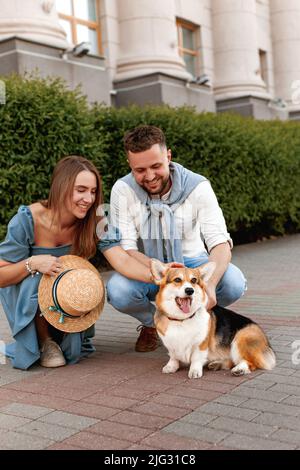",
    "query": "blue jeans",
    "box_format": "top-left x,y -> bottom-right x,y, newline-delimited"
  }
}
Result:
106,253 -> 247,327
